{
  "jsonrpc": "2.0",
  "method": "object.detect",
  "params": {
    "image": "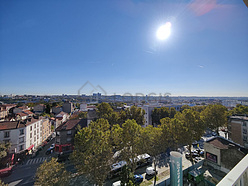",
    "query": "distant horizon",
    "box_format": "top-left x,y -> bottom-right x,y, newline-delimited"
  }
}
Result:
1,93 -> 248,98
